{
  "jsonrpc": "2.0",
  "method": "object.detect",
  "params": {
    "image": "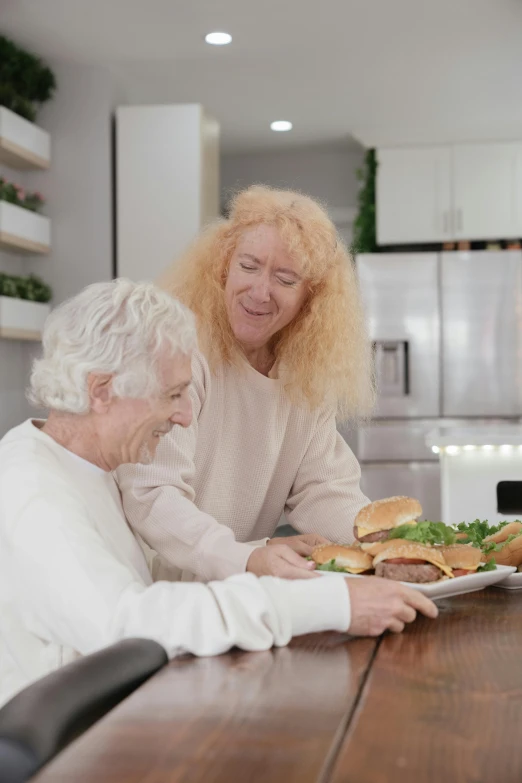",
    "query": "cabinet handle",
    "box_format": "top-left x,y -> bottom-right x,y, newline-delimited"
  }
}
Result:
456,208 -> 463,233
